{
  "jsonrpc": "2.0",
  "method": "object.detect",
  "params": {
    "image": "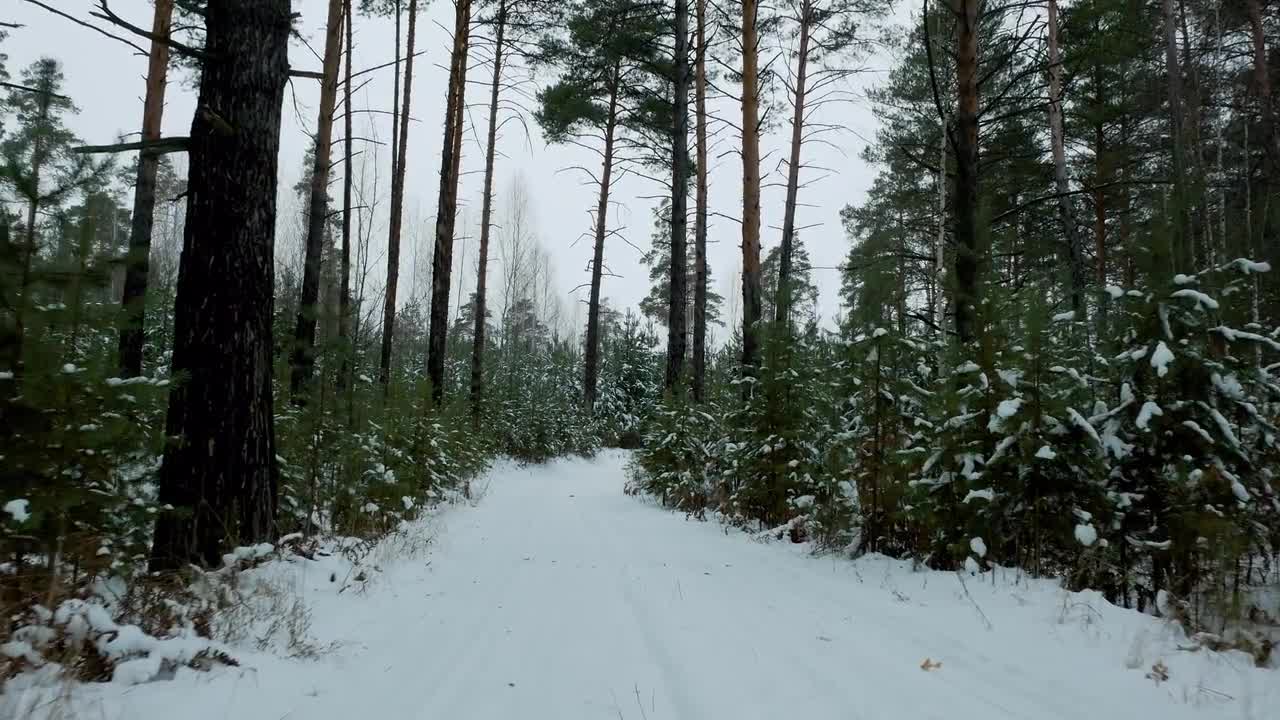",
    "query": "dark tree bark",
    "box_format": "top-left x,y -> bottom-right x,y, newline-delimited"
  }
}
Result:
1246,0 -> 1278,185
582,68 -> 620,412
692,0 -> 708,403
740,0 -> 763,378
951,0 -> 980,345
776,0 -> 811,329
289,0 -> 346,402
150,0 -> 289,571
337,0 -> 355,397
391,0 -> 402,182
471,0 -> 507,426
379,0 -> 419,389
427,0 -> 473,406
1162,0 -> 1190,270
665,0 -> 690,394
117,0 -> 174,378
